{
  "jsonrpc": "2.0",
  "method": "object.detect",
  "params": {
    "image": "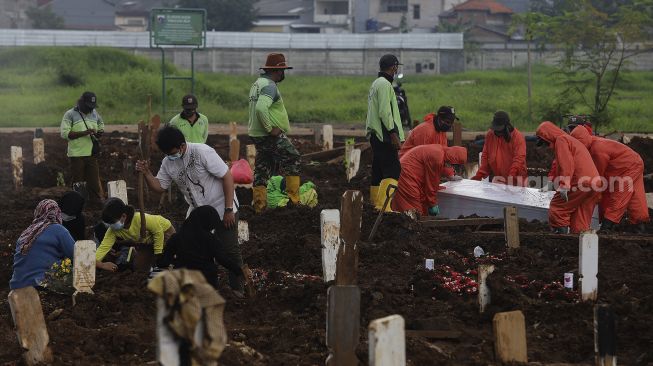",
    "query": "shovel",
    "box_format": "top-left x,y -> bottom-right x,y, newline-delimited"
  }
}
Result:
368,183 -> 397,242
